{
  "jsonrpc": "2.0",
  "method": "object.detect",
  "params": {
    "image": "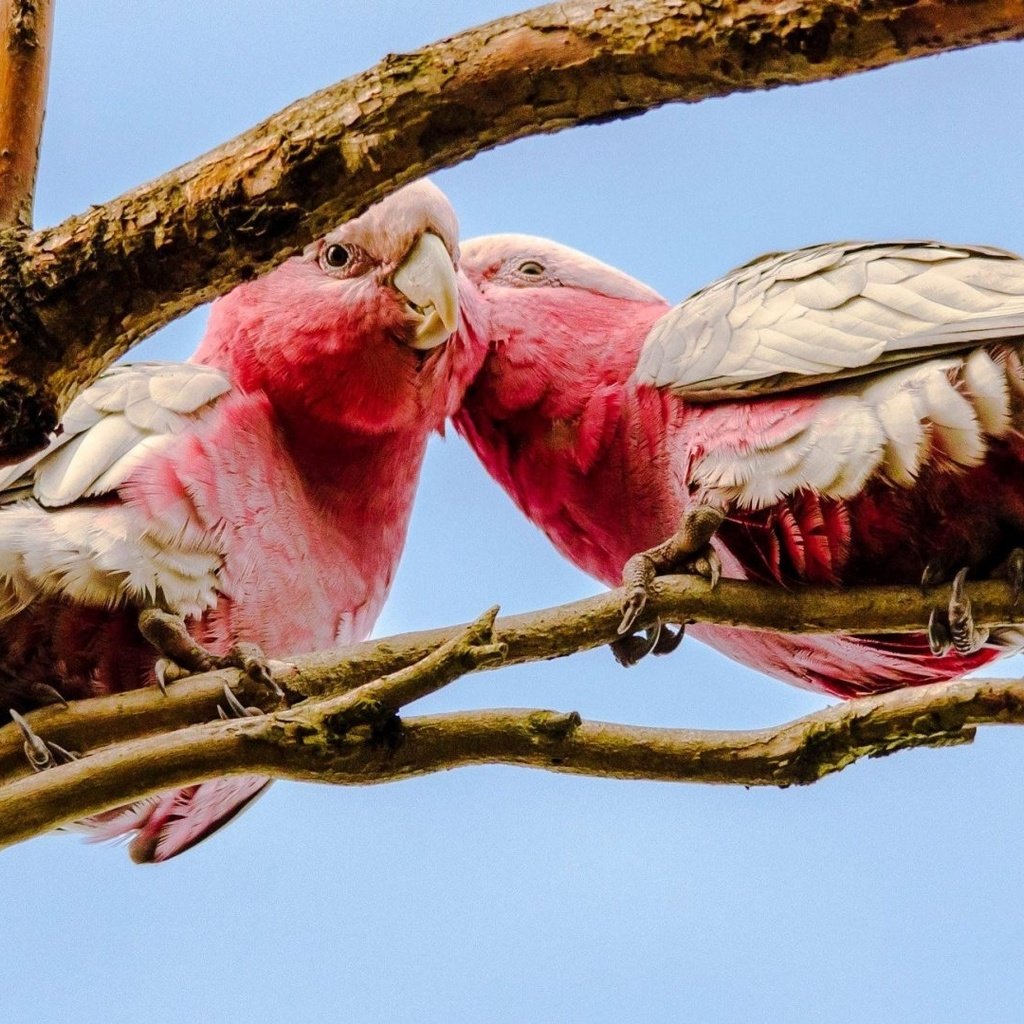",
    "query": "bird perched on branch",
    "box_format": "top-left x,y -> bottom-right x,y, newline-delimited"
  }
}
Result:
454,235 -> 1024,697
0,180 -> 485,861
